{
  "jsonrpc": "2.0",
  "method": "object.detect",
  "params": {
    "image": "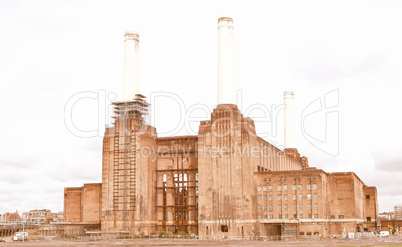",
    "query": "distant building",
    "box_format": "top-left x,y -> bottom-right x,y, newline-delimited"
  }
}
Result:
379,211 -> 395,220
0,211 -> 21,222
395,205 -> 402,220
28,209 -> 55,224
